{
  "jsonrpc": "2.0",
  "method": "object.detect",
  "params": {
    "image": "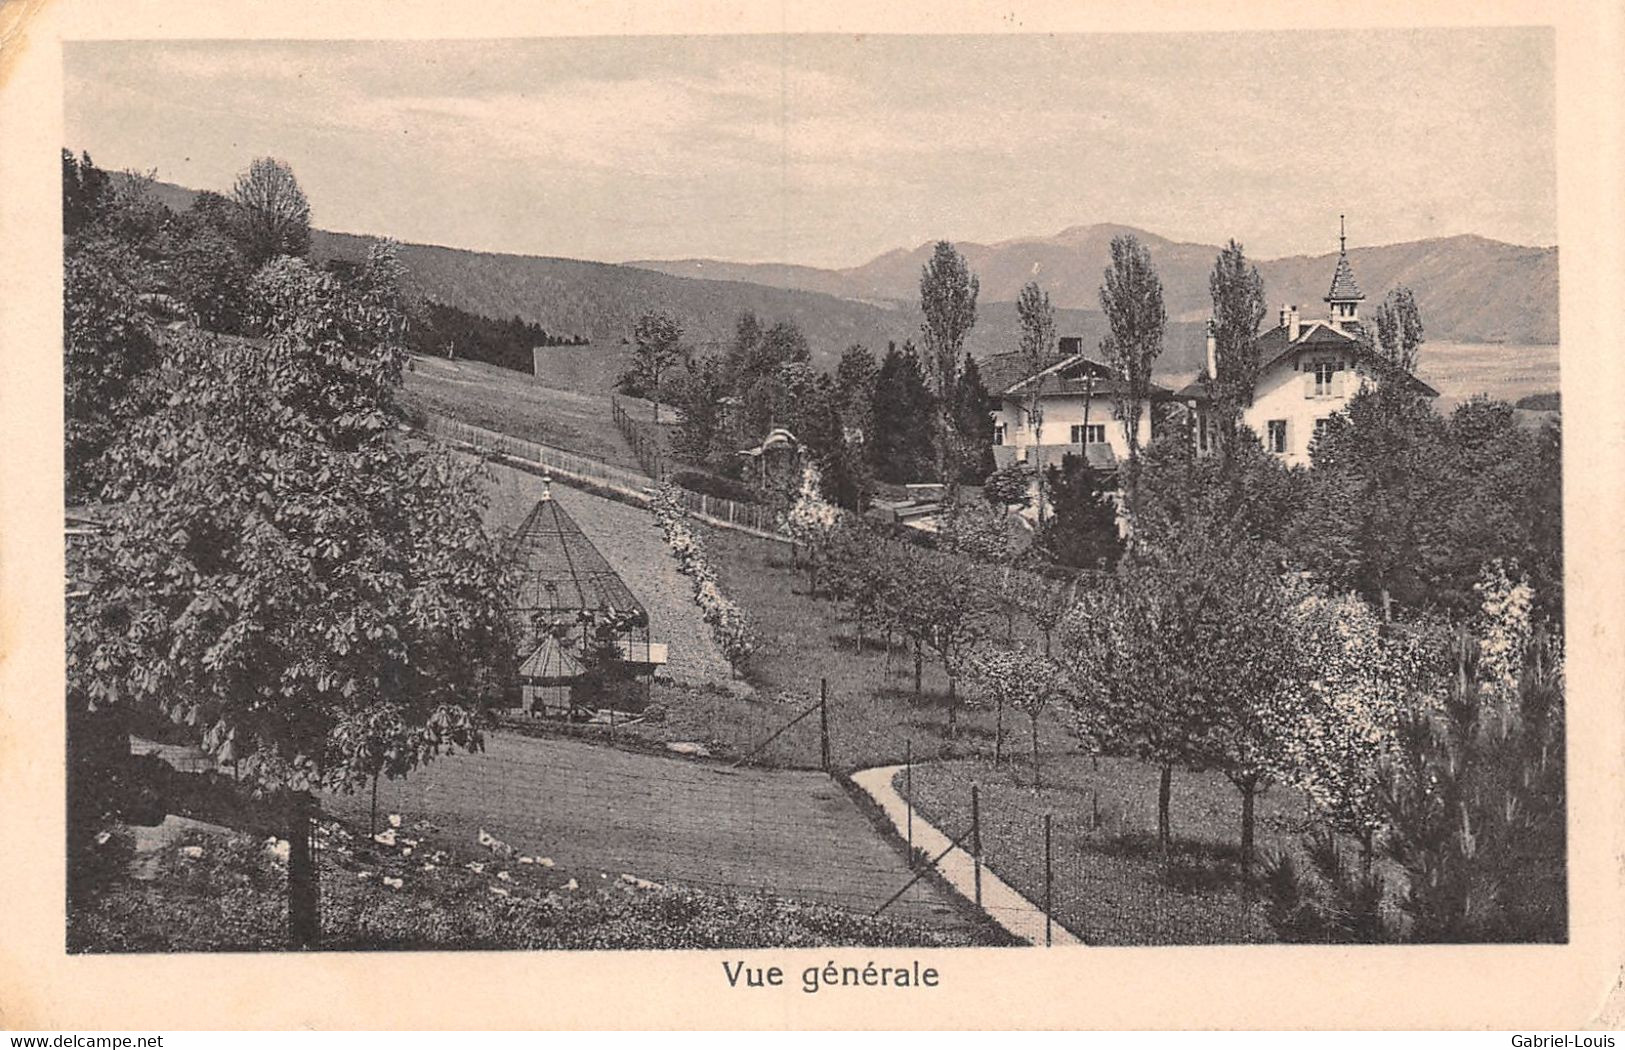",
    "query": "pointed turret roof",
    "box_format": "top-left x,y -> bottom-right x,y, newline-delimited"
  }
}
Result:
1325,252 -> 1364,303
1324,214 -> 1365,302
